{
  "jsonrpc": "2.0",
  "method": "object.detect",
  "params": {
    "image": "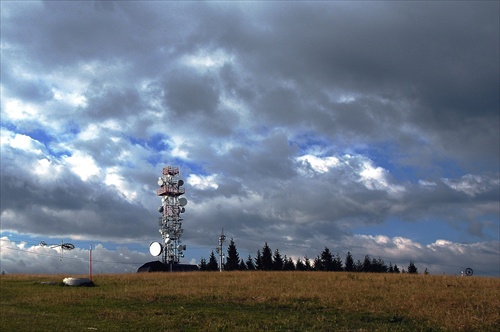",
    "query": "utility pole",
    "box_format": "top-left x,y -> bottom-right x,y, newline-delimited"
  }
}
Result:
89,244 -> 93,282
